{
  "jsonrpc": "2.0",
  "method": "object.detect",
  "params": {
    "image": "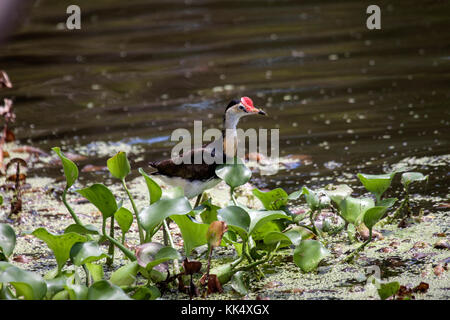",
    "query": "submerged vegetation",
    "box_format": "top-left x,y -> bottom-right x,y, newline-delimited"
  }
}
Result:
0,146 -> 436,300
